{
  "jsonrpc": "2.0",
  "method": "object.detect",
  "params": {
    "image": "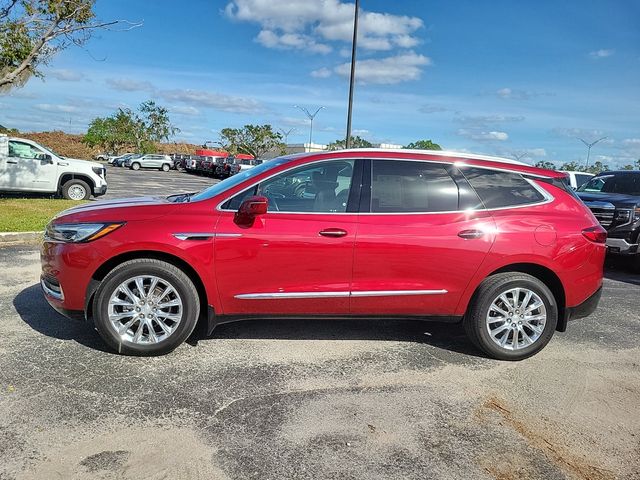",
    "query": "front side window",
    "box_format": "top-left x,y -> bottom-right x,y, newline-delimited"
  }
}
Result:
371,160 -> 459,213
575,174 -> 593,188
8,141 -> 44,160
461,167 -> 545,209
224,160 -> 355,213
